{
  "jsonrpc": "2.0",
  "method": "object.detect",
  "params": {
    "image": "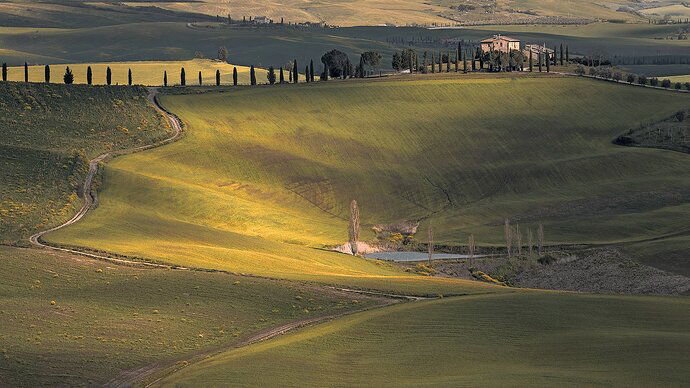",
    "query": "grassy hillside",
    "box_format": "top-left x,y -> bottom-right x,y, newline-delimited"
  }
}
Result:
6,59 -> 273,86
154,291 -> 690,386
0,245 -> 381,386
47,74 -> 690,279
0,81 -> 172,244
